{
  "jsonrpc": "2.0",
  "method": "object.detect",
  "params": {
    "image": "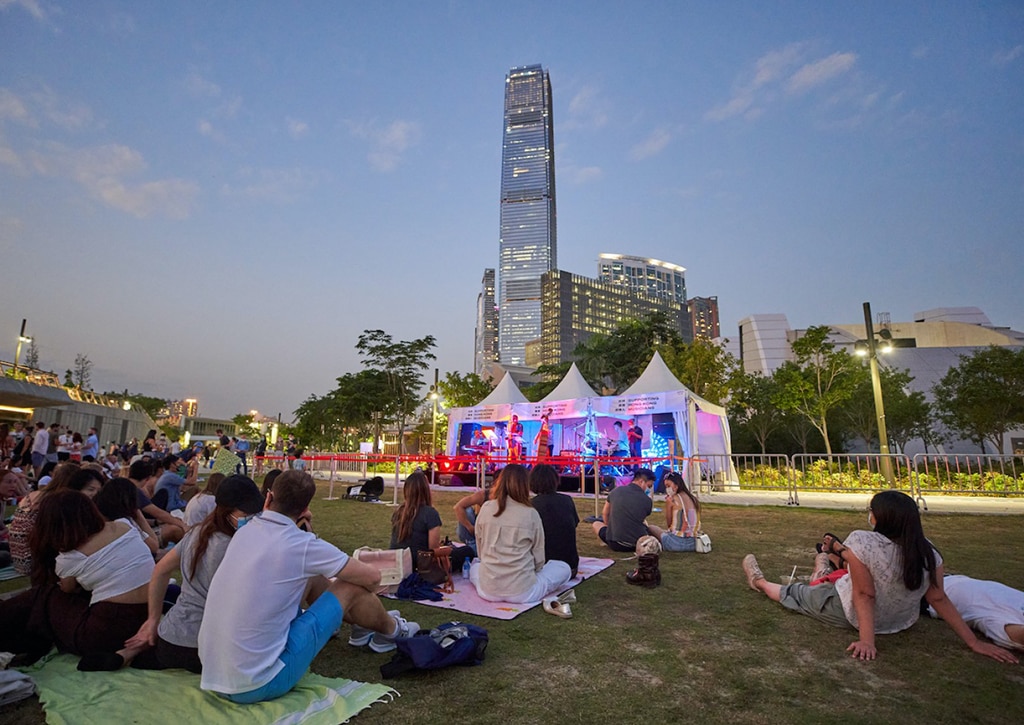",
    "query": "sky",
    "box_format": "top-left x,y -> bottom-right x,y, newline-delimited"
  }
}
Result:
1,1 -> 1022,420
